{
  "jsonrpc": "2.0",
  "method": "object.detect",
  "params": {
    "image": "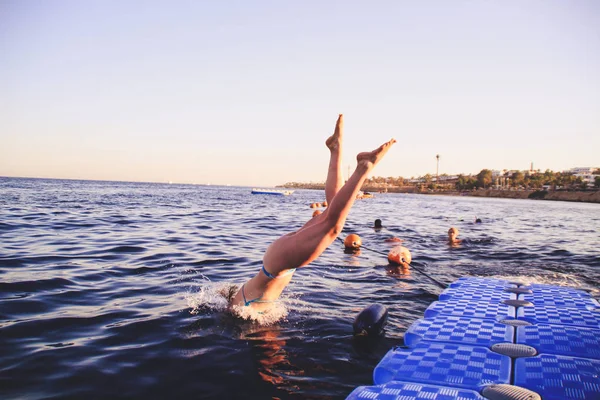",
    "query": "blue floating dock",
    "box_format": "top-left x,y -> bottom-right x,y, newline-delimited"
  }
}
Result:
373,342 -> 511,390
349,381 -> 486,400
516,324 -> 600,359
519,290 -> 600,309
424,299 -> 515,320
514,354 -> 600,400
404,316 -> 513,348
439,286 -> 516,302
448,277 -> 517,290
517,303 -> 600,328
347,277 -> 600,400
